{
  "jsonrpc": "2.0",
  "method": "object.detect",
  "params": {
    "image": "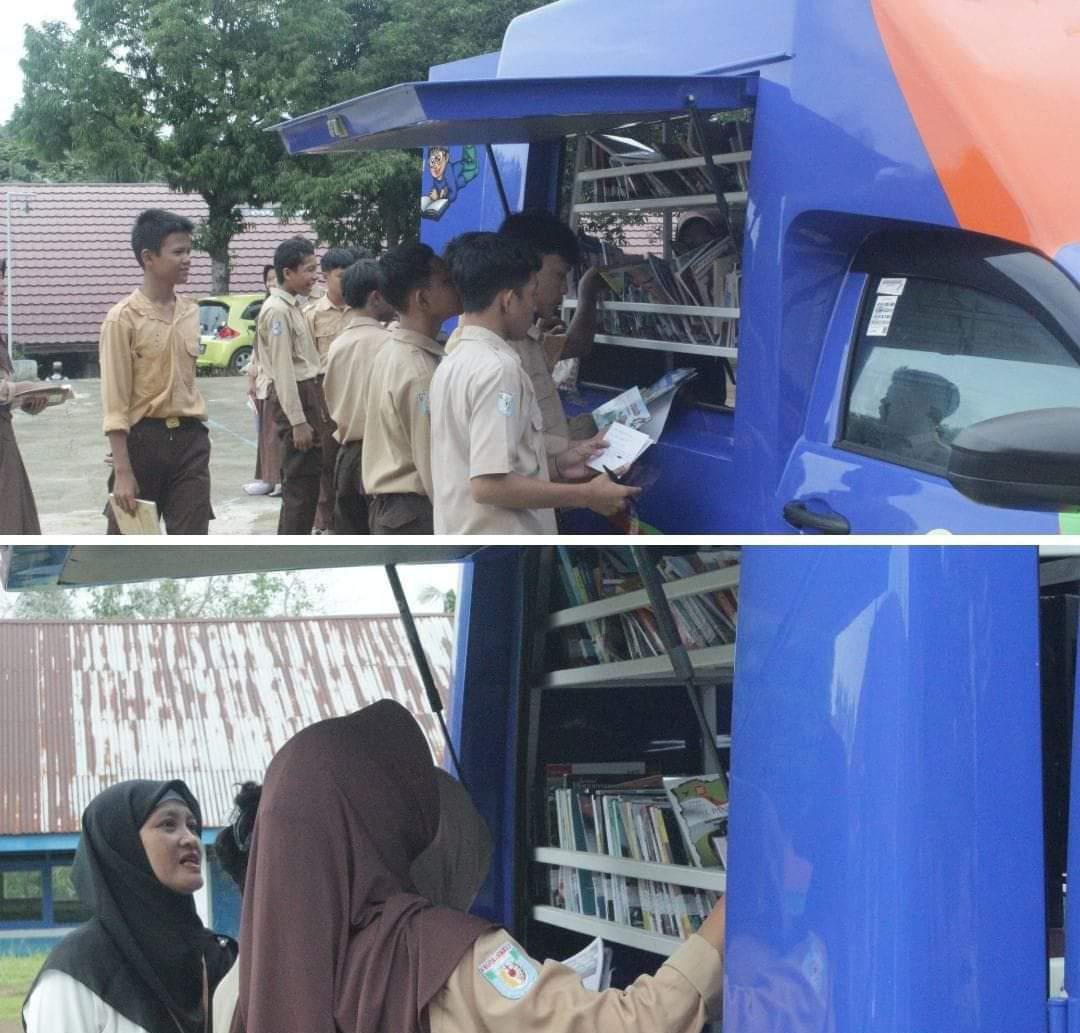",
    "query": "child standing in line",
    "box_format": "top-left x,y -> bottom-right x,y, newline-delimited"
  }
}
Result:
259,237 -> 326,534
362,243 -> 461,534
323,259 -> 395,534
305,246 -> 359,532
99,209 -> 212,533
429,233 -> 638,534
